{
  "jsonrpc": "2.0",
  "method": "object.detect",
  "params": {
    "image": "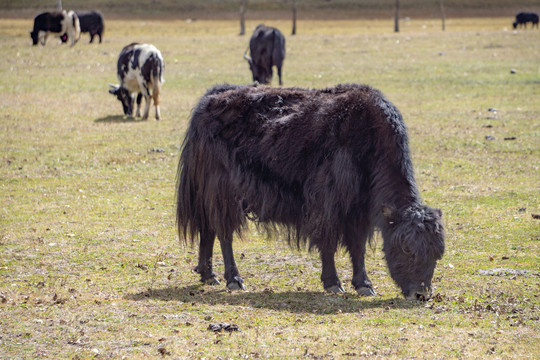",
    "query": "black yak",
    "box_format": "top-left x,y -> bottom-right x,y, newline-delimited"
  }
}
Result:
62,11 -> 104,43
176,83 -> 445,300
78,11 -> 104,43
513,12 -> 539,29
243,24 -> 286,85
